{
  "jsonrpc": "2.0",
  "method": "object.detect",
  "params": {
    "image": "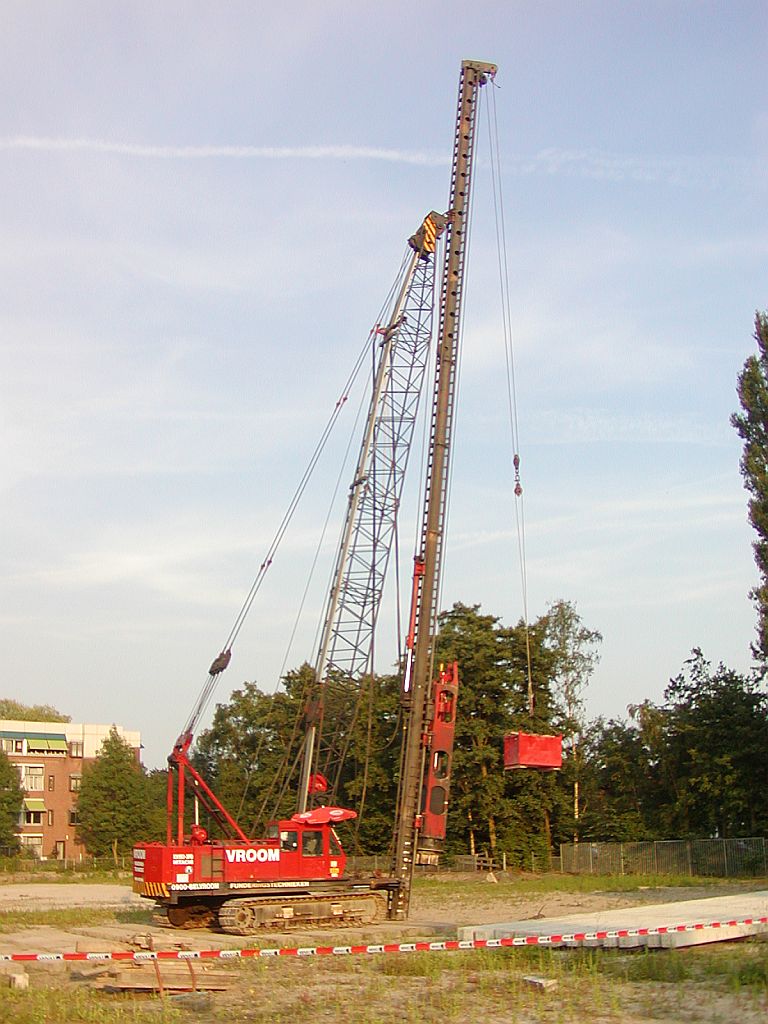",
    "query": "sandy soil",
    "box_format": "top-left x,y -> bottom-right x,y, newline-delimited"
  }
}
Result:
0,882 -> 144,912
0,877 -> 763,956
